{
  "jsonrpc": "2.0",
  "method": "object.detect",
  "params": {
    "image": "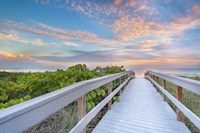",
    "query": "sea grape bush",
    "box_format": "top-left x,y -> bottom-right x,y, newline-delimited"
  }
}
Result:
0,64 -> 125,110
